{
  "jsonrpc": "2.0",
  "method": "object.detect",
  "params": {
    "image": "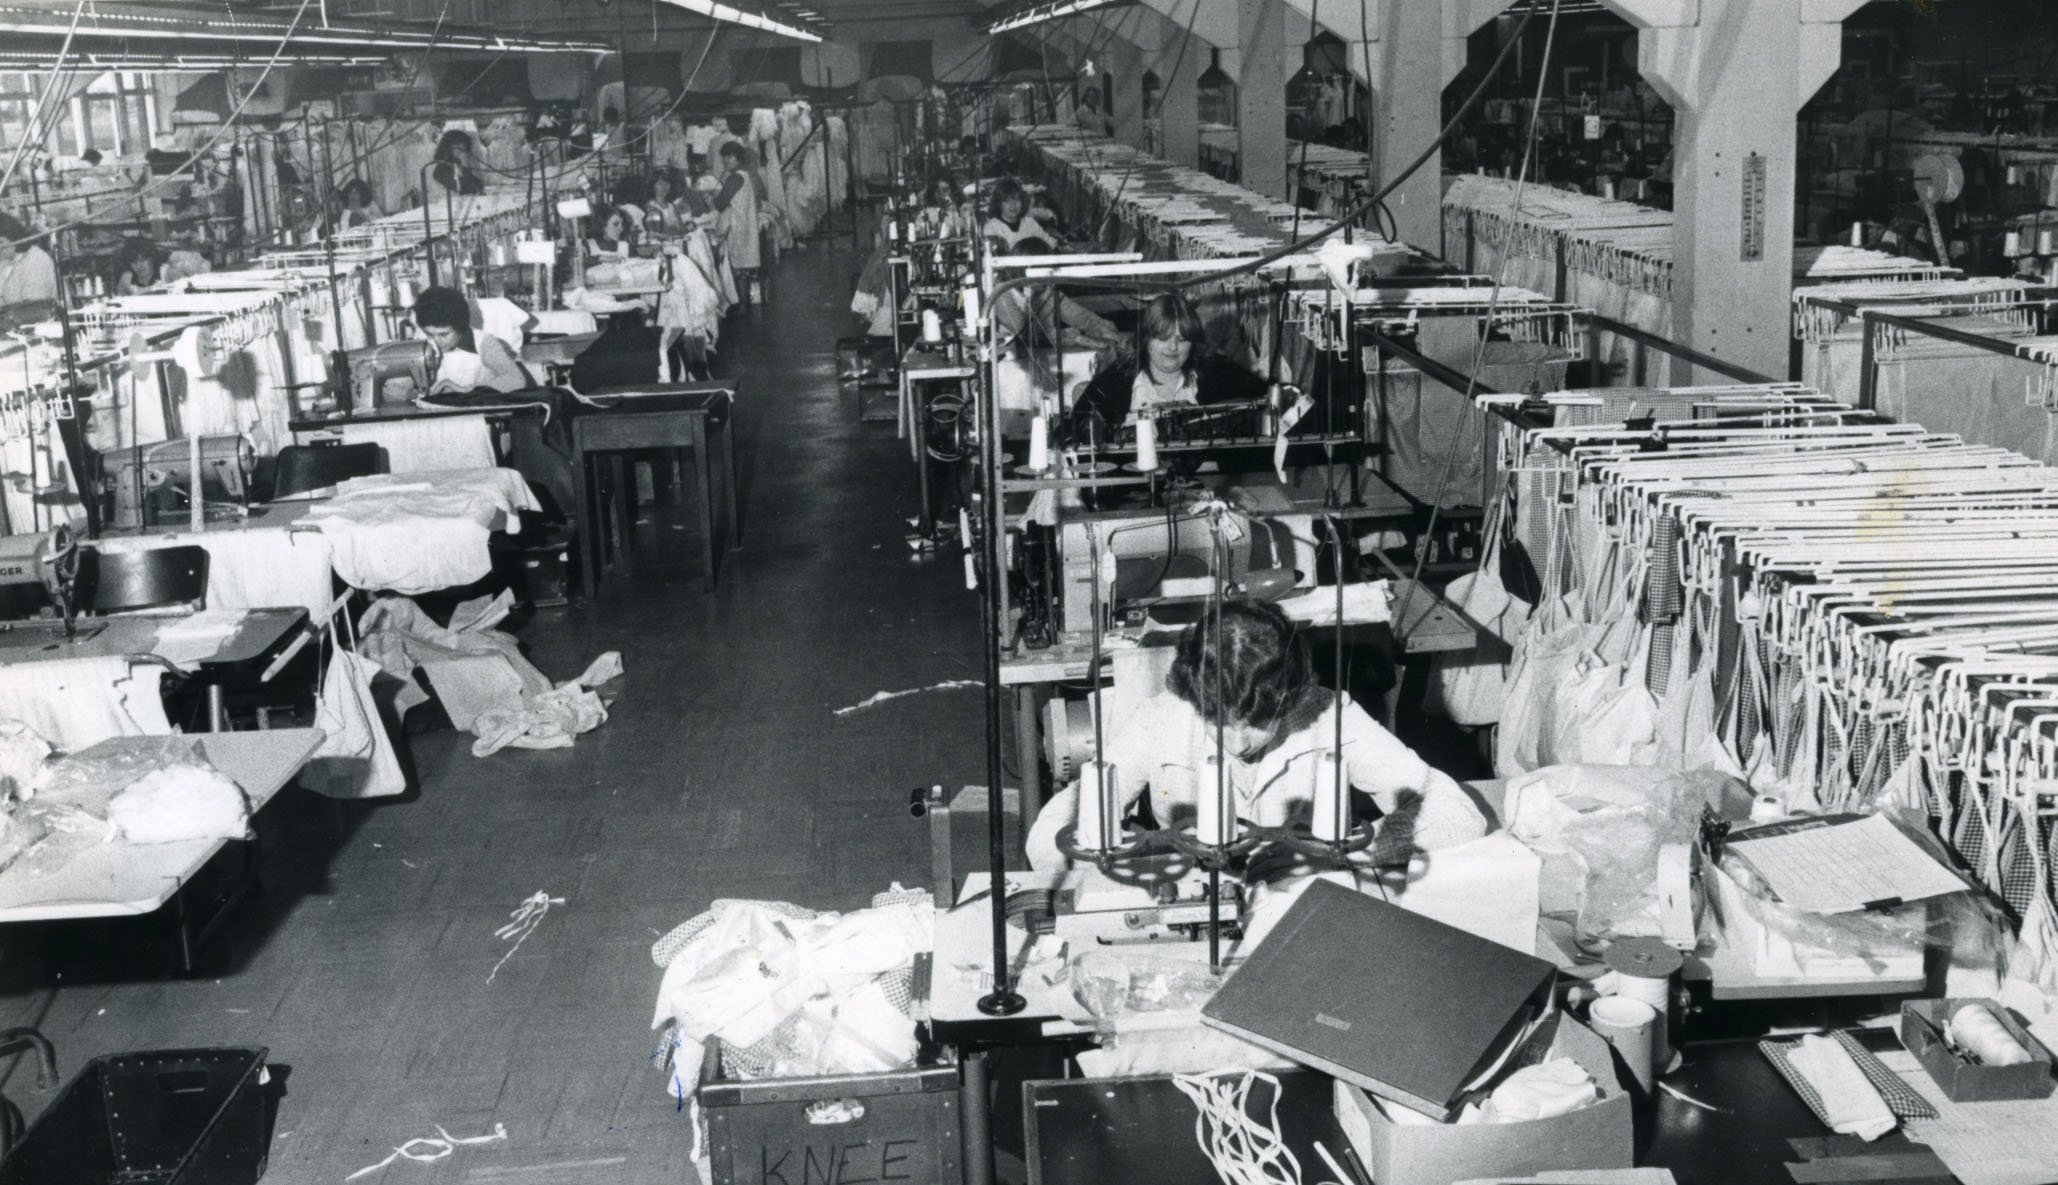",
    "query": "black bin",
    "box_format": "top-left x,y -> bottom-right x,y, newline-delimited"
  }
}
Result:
0,1048 -> 270,1185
